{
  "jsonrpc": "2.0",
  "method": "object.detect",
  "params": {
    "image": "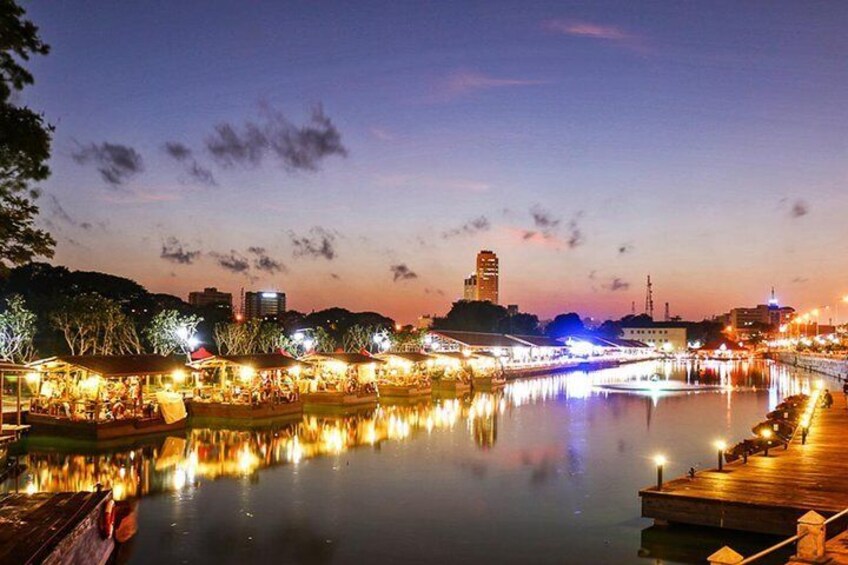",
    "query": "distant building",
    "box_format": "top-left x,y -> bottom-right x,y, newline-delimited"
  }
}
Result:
244,291 -> 286,319
463,274 -> 477,301
725,289 -> 795,331
476,250 -> 499,304
188,287 -> 232,310
506,304 -> 519,316
621,323 -> 688,352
